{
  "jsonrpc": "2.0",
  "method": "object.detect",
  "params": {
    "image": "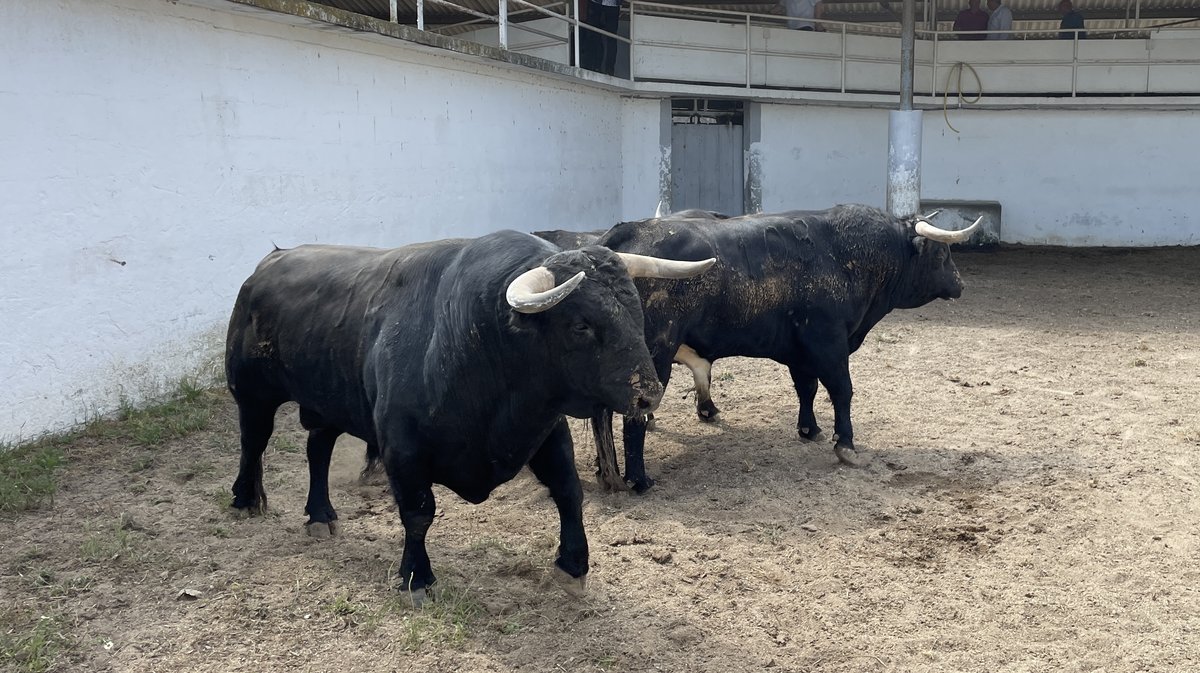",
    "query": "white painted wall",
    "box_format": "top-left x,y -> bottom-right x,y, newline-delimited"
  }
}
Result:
757,105 -> 1200,246
0,0 -> 659,442
3,0 -> 1198,441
